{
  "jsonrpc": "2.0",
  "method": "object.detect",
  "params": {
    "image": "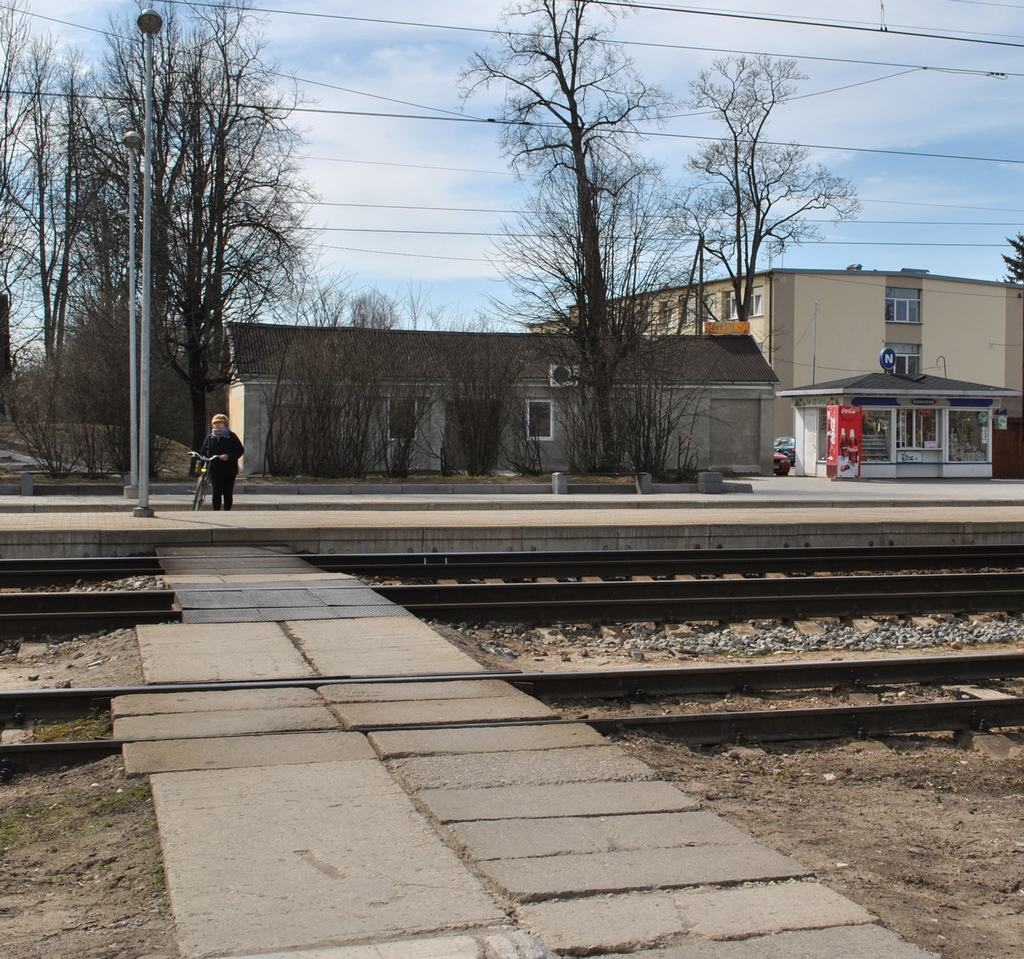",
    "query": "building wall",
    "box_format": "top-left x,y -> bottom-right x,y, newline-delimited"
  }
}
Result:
229,377 -> 775,477
772,271 -> 1021,436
